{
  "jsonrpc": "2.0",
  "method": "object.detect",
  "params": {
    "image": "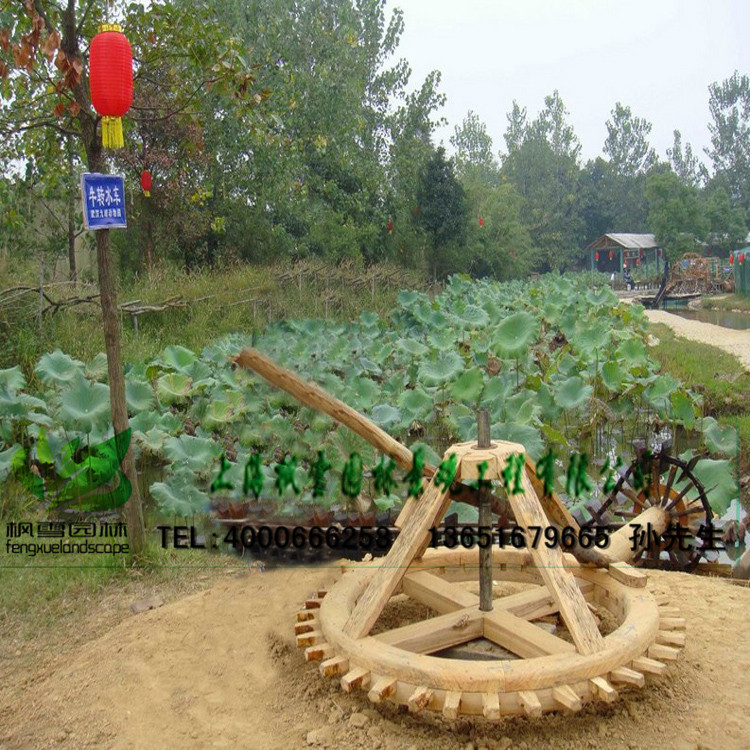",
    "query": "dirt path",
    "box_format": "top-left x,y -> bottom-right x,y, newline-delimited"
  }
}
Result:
1,565 -> 748,750
645,309 -> 750,371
